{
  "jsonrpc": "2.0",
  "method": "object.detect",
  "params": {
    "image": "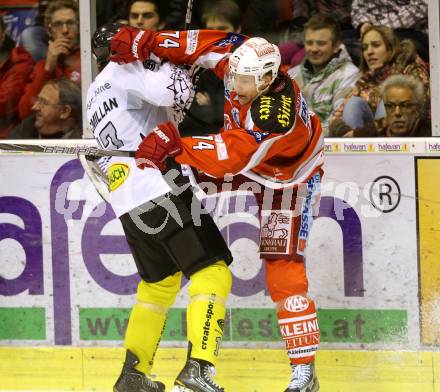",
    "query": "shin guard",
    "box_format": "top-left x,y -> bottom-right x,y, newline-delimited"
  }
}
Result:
187,261 -> 232,365
124,273 -> 181,374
